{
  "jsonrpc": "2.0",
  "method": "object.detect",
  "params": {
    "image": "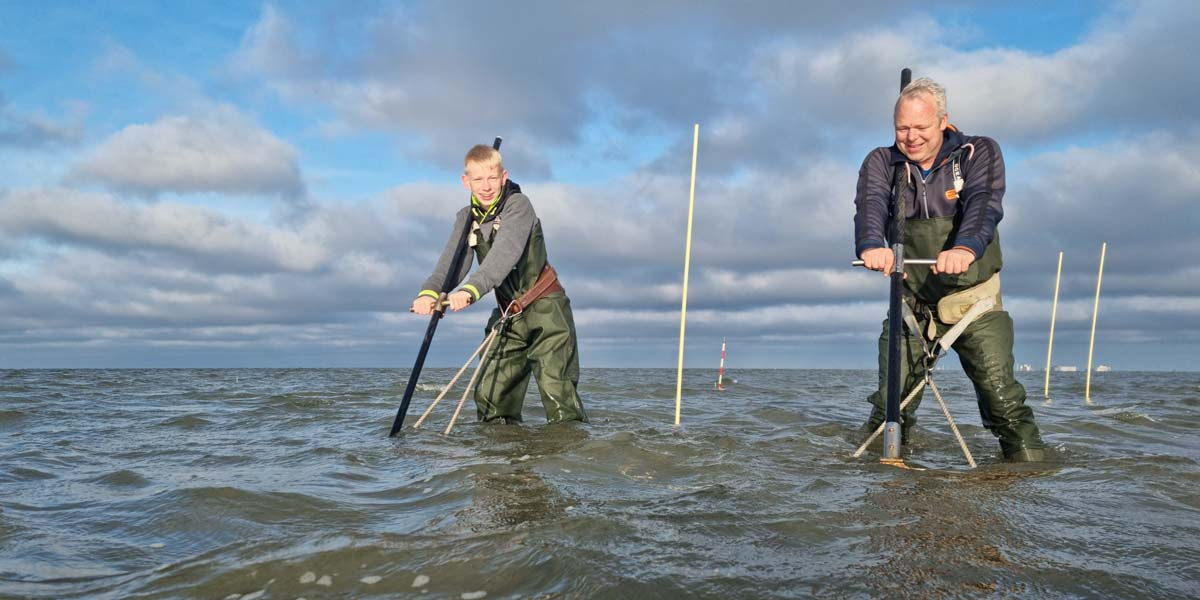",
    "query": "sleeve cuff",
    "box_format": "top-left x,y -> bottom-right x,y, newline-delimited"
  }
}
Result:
952,238 -> 984,258
417,289 -> 440,300
461,284 -> 480,302
856,240 -> 886,258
